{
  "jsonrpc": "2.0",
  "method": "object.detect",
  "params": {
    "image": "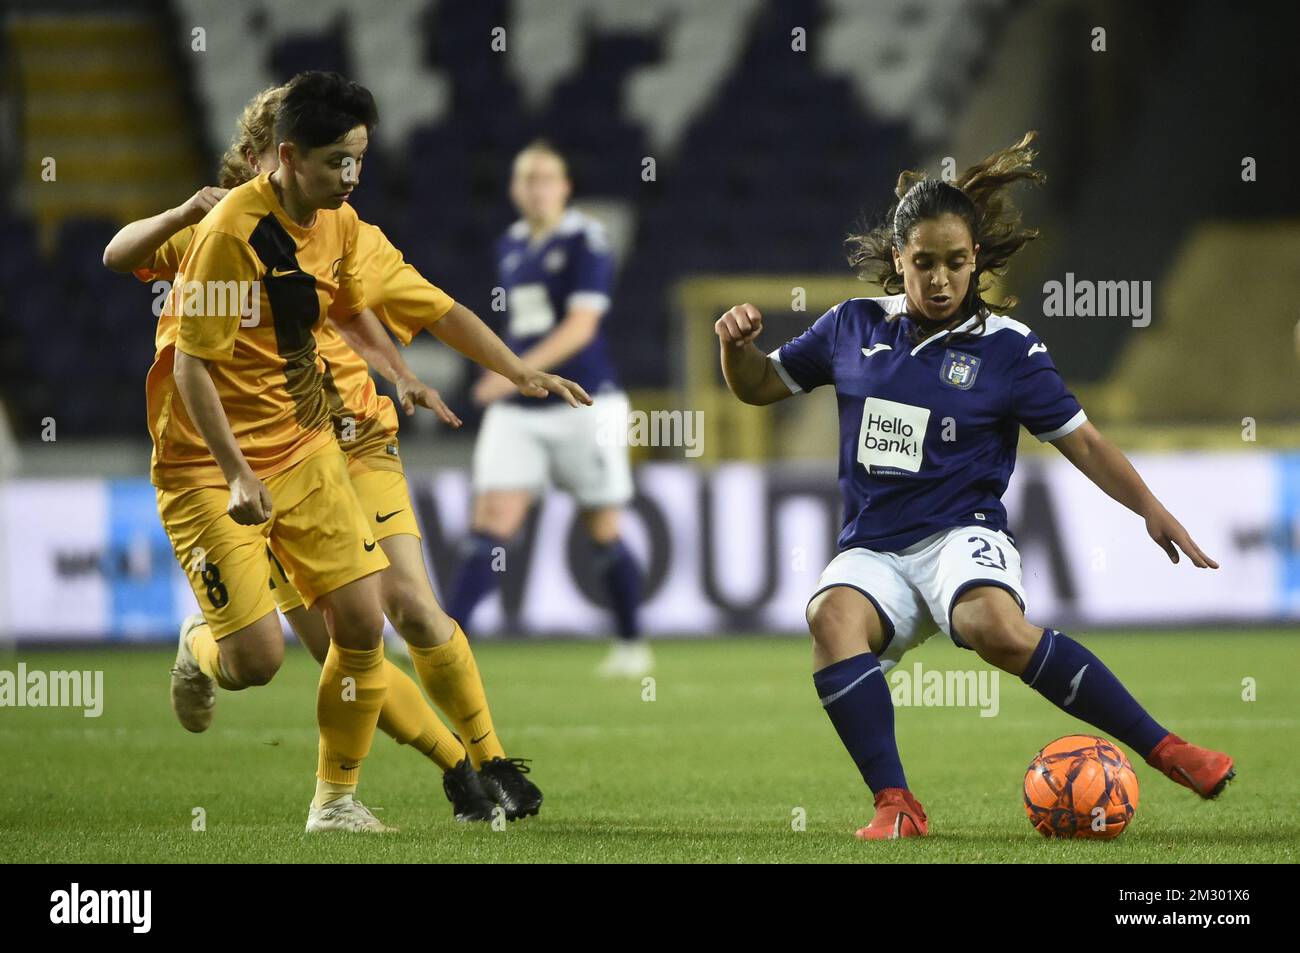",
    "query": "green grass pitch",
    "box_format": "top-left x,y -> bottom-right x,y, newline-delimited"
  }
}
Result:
1,630 -> 1297,863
